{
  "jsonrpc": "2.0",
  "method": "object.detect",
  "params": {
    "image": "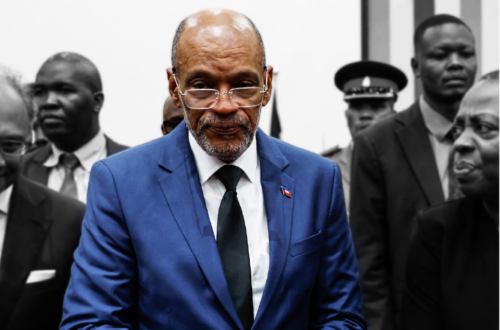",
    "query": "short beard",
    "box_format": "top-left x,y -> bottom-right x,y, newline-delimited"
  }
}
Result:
184,108 -> 260,163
